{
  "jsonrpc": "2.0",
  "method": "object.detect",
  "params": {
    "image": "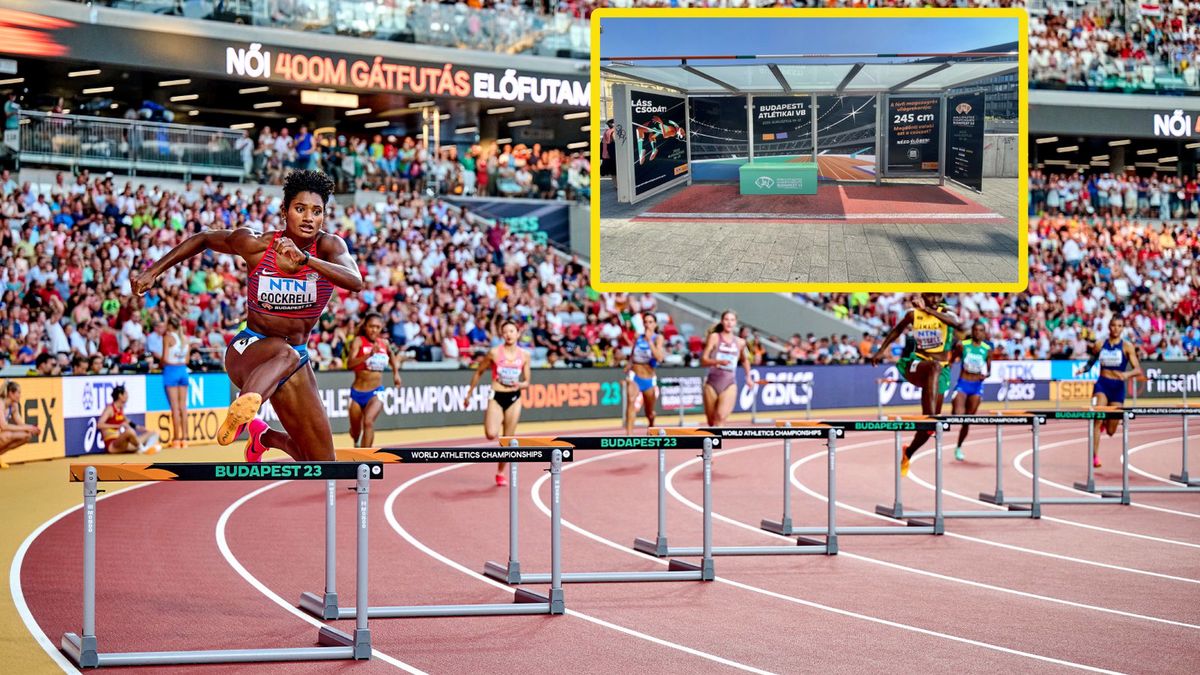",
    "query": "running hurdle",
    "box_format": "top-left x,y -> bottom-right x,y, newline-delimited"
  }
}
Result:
300,446 -> 569,620
648,420 -> 944,557
484,434 -> 719,584
1081,405 -> 1200,494
912,413 -> 1047,519
63,461 -> 380,668
987,408 -> 1131,507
